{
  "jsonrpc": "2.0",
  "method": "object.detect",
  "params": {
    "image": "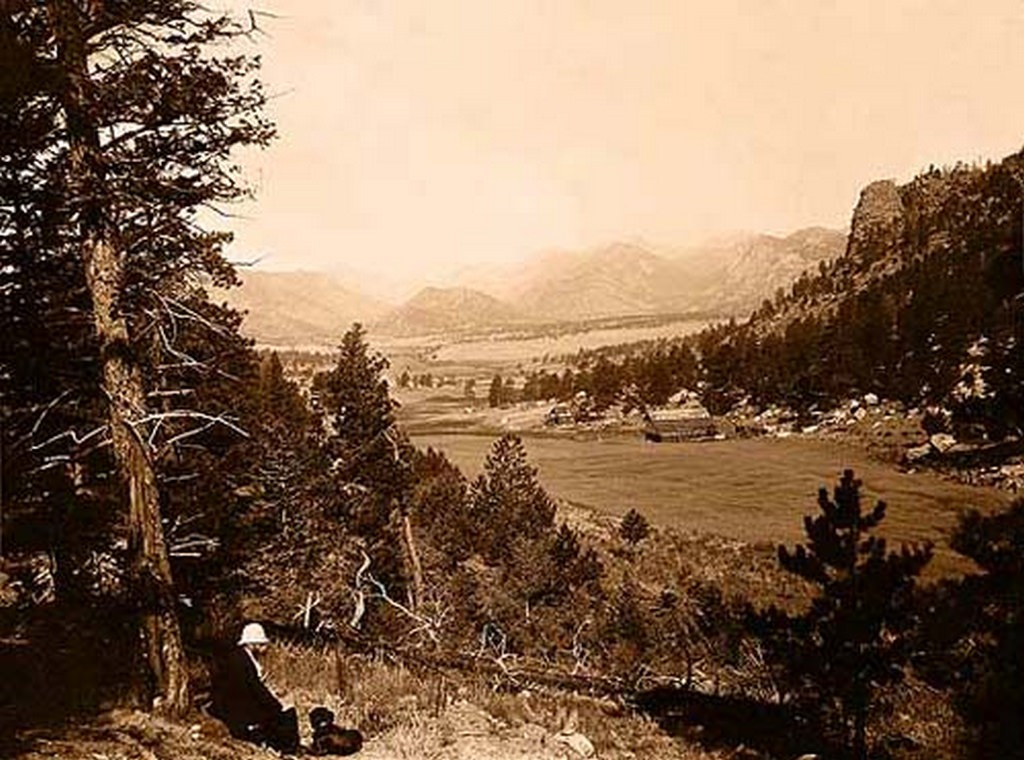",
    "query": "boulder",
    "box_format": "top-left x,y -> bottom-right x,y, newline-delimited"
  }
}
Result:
929,433 -> 958,454
904,443 -> 932,463
555,731 -> 596,758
